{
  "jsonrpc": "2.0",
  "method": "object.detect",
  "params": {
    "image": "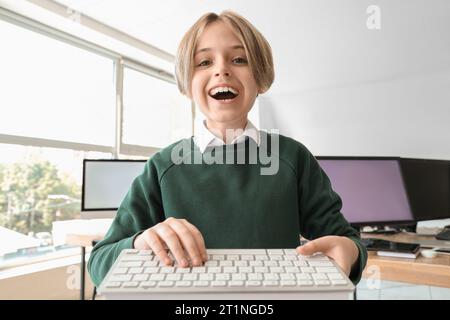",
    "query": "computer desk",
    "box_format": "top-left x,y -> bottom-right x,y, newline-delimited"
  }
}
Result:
361,232 -> 450,288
